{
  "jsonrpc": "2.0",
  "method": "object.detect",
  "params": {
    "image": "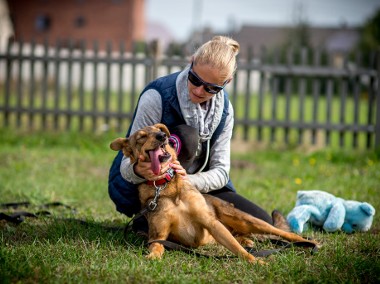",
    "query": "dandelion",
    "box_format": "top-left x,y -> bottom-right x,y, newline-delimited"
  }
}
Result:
309,158 -> 316,166
293,158 -> 300,166
295,178 -> 302,185
367,159 -> 374,166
